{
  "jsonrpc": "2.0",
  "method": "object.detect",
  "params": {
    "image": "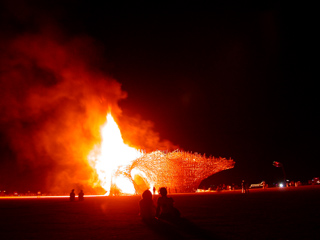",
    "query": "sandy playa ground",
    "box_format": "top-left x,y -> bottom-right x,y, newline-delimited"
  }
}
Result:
1,186 -> 319,240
